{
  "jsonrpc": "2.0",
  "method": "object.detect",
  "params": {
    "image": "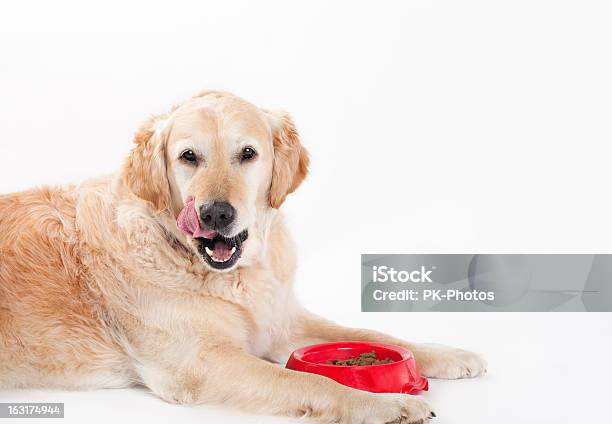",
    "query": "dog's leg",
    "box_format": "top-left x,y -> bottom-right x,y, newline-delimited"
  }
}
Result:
271,312 -> 487,380
139,343 -> 434,424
